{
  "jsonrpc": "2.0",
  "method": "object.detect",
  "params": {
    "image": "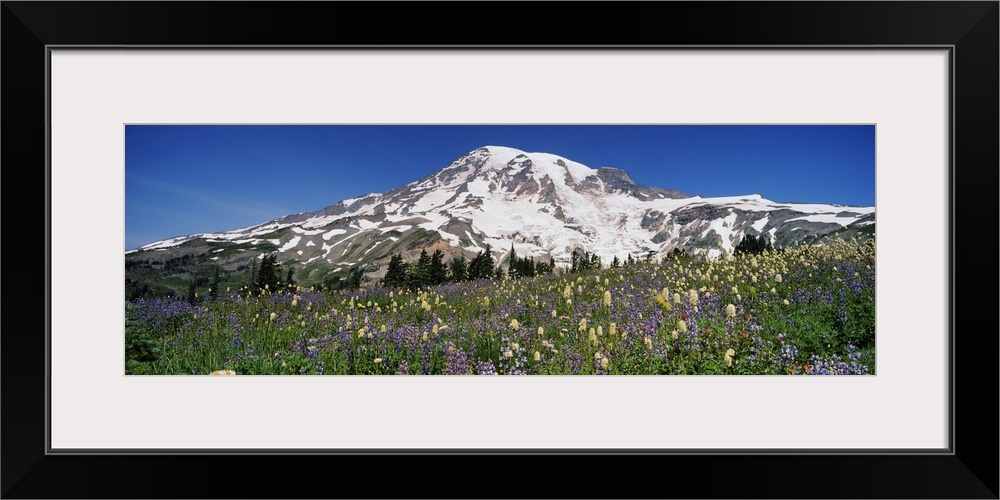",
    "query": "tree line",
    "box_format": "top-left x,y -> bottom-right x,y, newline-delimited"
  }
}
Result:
382,244 -> 560,290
